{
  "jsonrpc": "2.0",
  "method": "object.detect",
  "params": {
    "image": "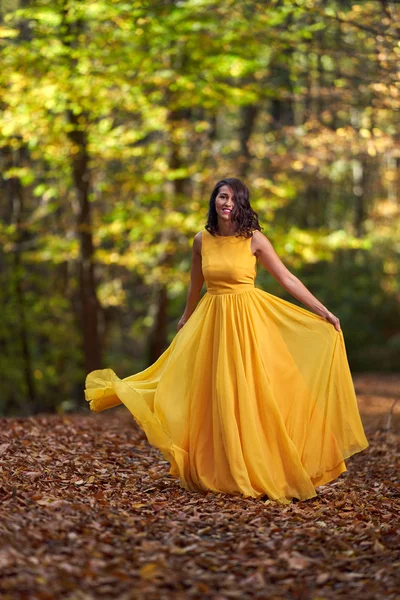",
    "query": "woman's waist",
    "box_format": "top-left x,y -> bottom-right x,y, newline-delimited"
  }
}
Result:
205,282 -> 256,295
